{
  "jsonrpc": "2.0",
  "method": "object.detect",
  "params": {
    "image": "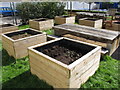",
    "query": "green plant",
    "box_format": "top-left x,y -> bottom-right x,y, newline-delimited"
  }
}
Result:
16,2 -> 66,24
16,2 -> 43,24
18,25 -> 29,30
